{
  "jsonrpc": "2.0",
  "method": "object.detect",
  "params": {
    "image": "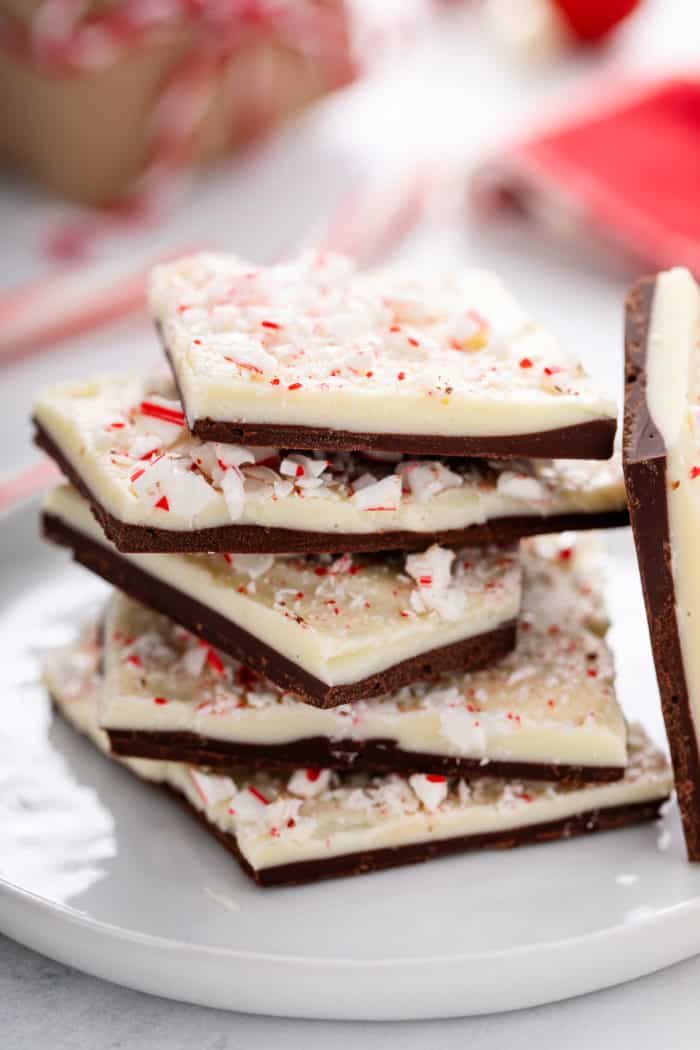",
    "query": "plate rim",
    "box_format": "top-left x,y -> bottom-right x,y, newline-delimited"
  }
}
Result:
4,495 -> 700,1018
2,864 -> 699,968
